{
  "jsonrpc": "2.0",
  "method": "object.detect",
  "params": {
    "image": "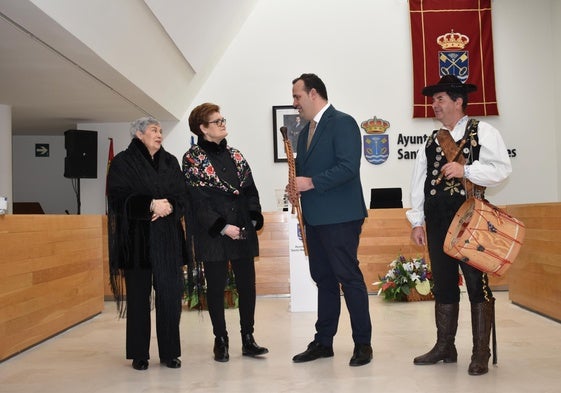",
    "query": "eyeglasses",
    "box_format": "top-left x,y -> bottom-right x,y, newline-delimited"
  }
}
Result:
207,118 -> 227,126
